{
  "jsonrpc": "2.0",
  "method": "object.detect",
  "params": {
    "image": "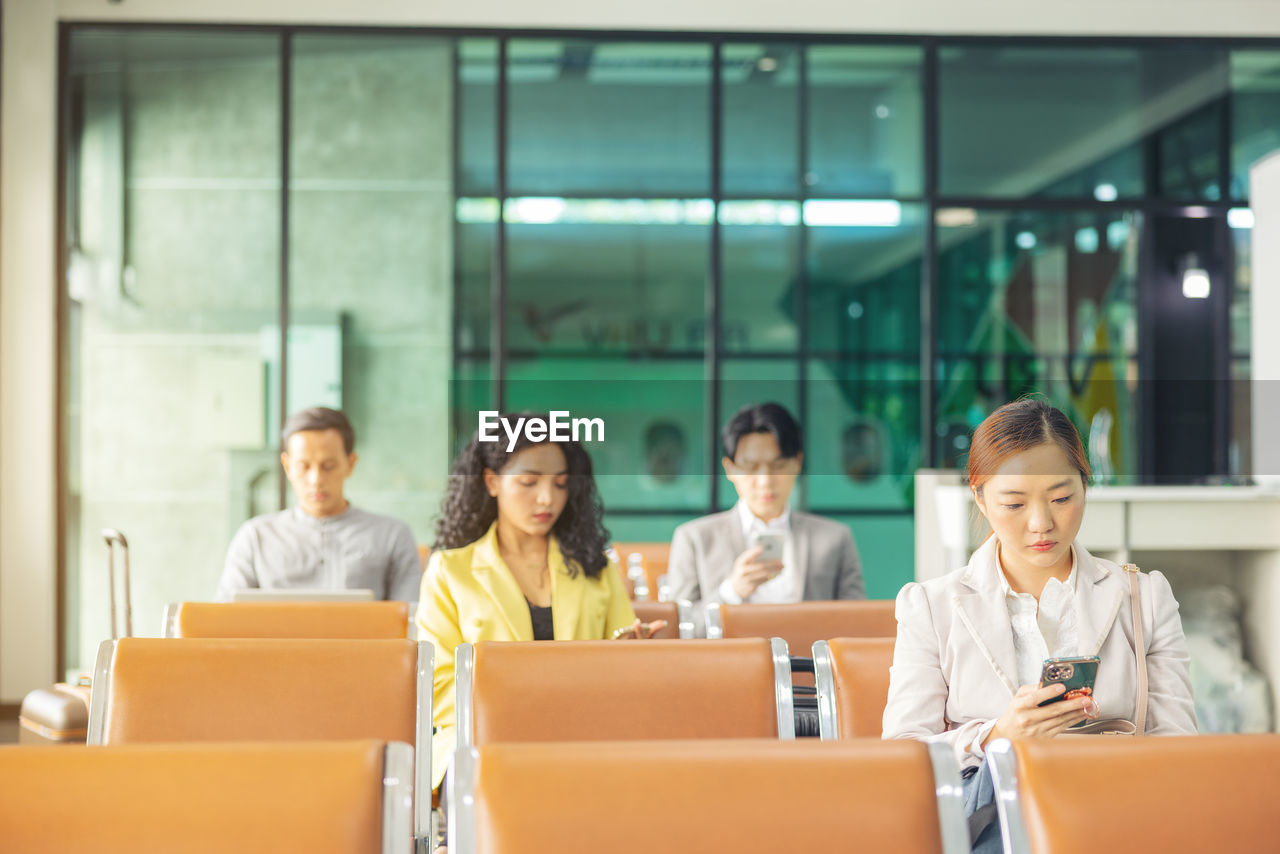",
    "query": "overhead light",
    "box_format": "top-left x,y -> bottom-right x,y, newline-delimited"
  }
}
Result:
1182,253 -> 1210,299
874,104 -> 890,119
1106,220 -> 1130,250
1228,208 -> 1255,229
1074,227 -> 1099,253
756,56 -> 778,73
802,200 -> 901,228
935,207 -> 977,227
506,197 -> 566,224
1015,231 -> 1036,250
1093,183 -> 1118,202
